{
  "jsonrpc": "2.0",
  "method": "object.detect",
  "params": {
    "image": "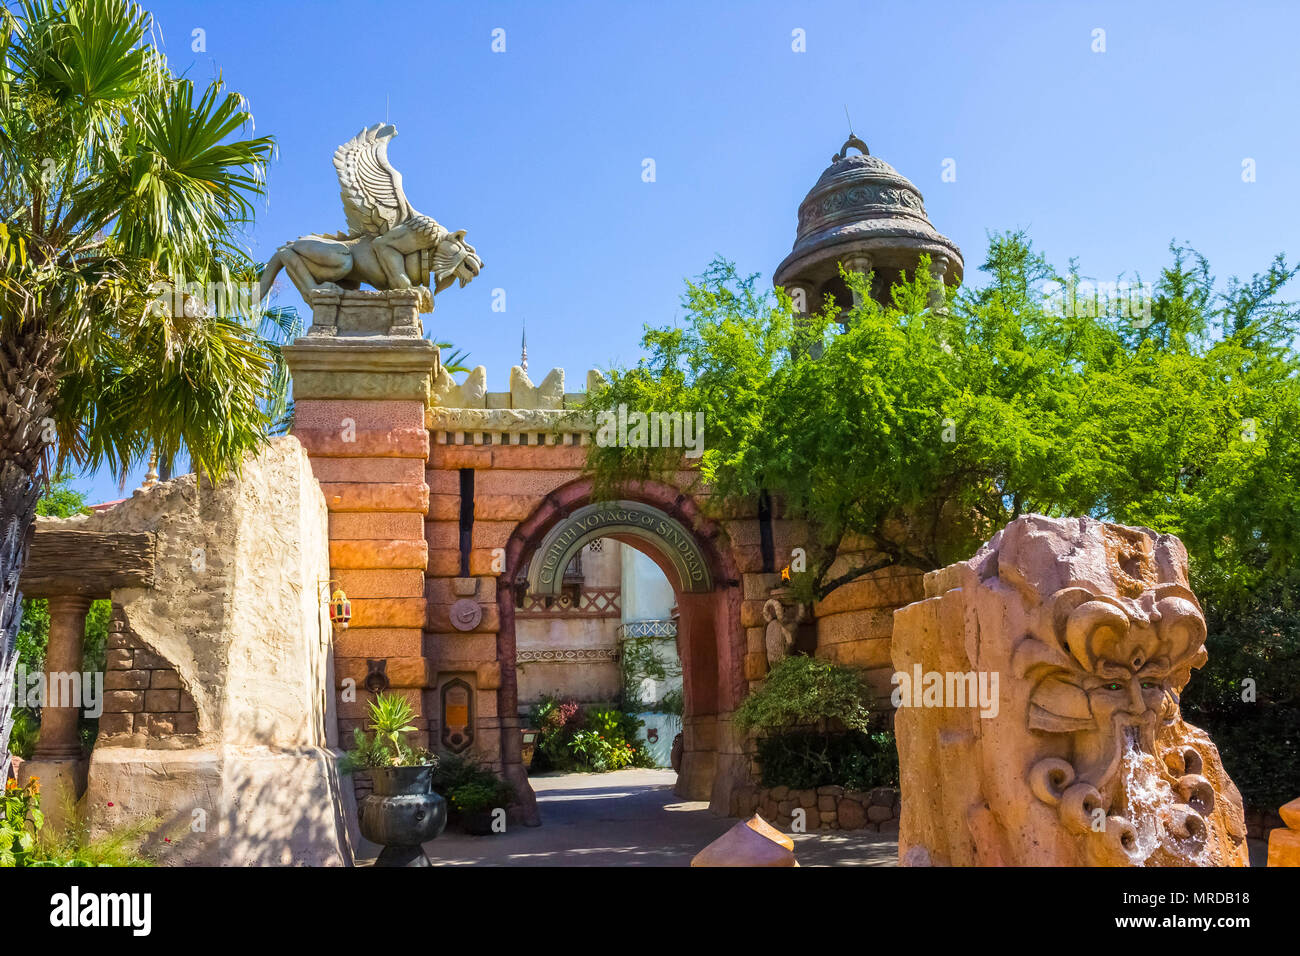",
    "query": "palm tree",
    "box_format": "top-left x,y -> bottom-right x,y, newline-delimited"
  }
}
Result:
0,0 -> 290,773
